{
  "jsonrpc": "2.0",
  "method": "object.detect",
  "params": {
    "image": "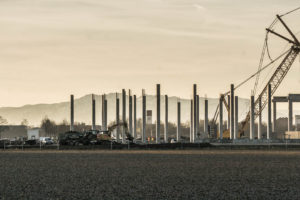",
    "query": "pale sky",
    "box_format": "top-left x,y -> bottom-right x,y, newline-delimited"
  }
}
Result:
0,0 -> 300,107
